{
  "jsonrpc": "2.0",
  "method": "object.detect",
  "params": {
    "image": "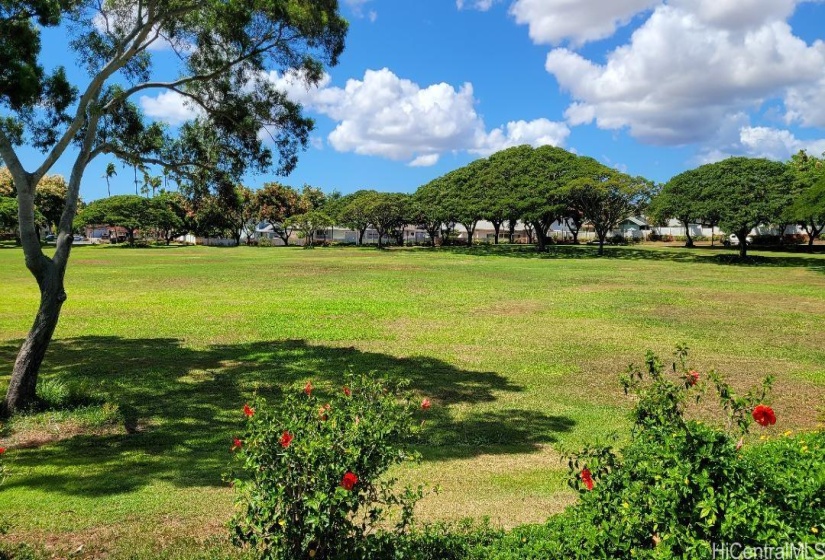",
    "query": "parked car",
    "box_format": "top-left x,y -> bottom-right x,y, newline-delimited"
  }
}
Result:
725,233 -> 754,246
44,234 -> 56,243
